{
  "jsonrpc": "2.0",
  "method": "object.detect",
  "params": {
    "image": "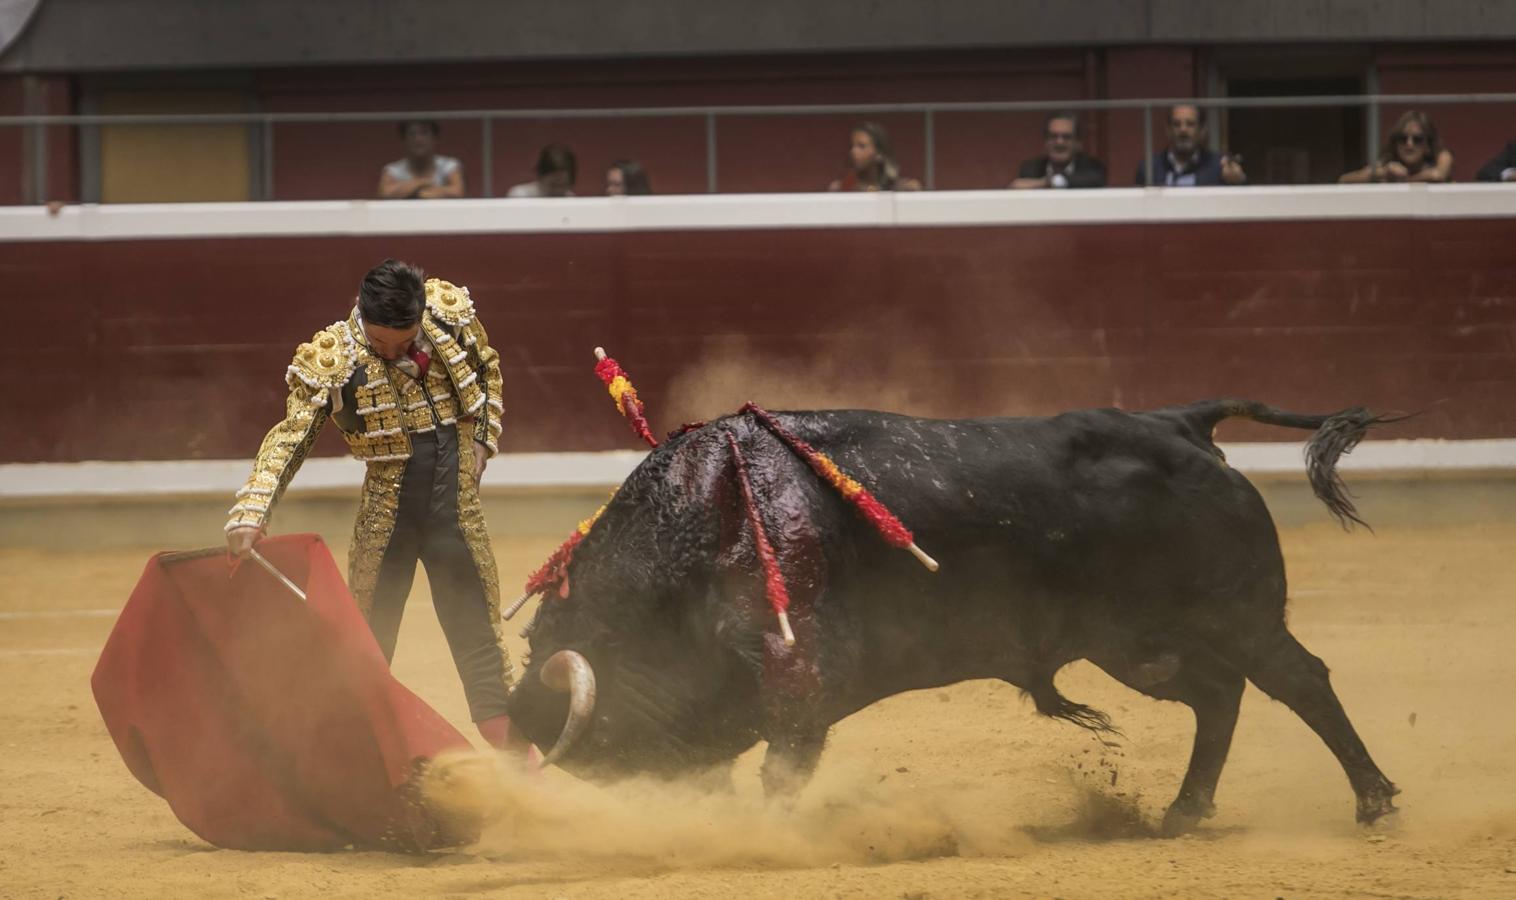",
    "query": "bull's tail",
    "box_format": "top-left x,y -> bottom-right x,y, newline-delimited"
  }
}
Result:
1185,399 -> 1407,530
